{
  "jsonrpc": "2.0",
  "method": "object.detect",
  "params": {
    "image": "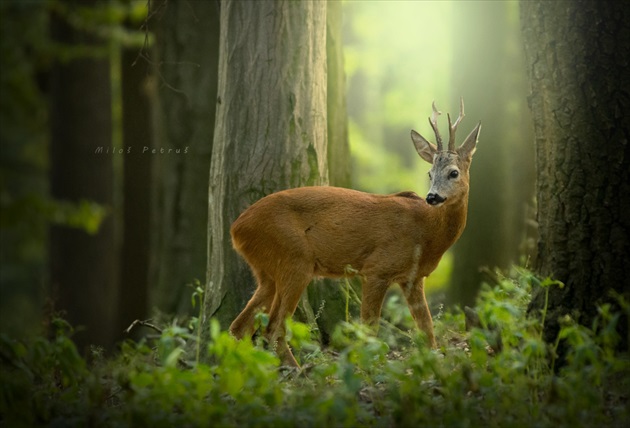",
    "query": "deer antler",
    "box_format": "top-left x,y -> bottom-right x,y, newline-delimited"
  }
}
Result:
447,97 -> 465,152
428,101 -> 443,152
